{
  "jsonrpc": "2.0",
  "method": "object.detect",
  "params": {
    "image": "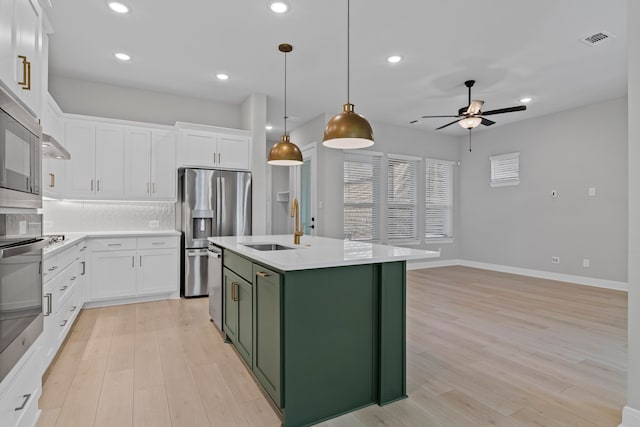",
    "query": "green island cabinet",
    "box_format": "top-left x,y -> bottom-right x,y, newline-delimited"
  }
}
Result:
221,249 -> 408,427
